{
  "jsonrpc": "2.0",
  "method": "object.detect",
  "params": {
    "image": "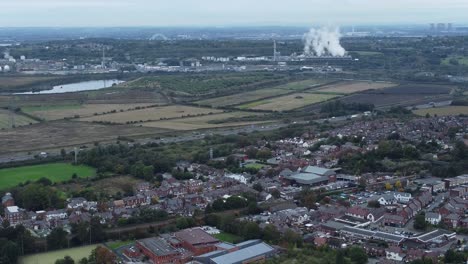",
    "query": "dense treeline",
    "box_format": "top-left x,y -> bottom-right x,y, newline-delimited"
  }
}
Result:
78,124 -> 309,181
320,100 -> 375,116
0,225 -> 37,263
